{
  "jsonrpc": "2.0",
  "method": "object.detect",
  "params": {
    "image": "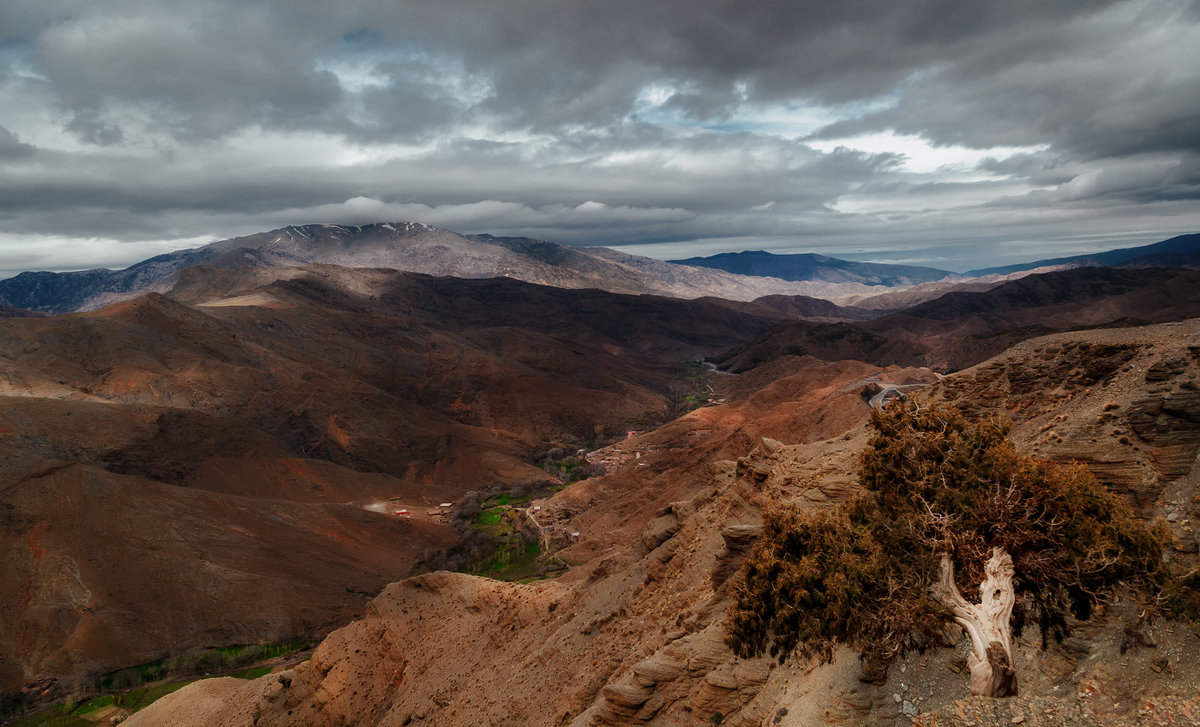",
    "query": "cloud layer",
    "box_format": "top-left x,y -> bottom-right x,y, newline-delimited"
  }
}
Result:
1,0 -> 1198,276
